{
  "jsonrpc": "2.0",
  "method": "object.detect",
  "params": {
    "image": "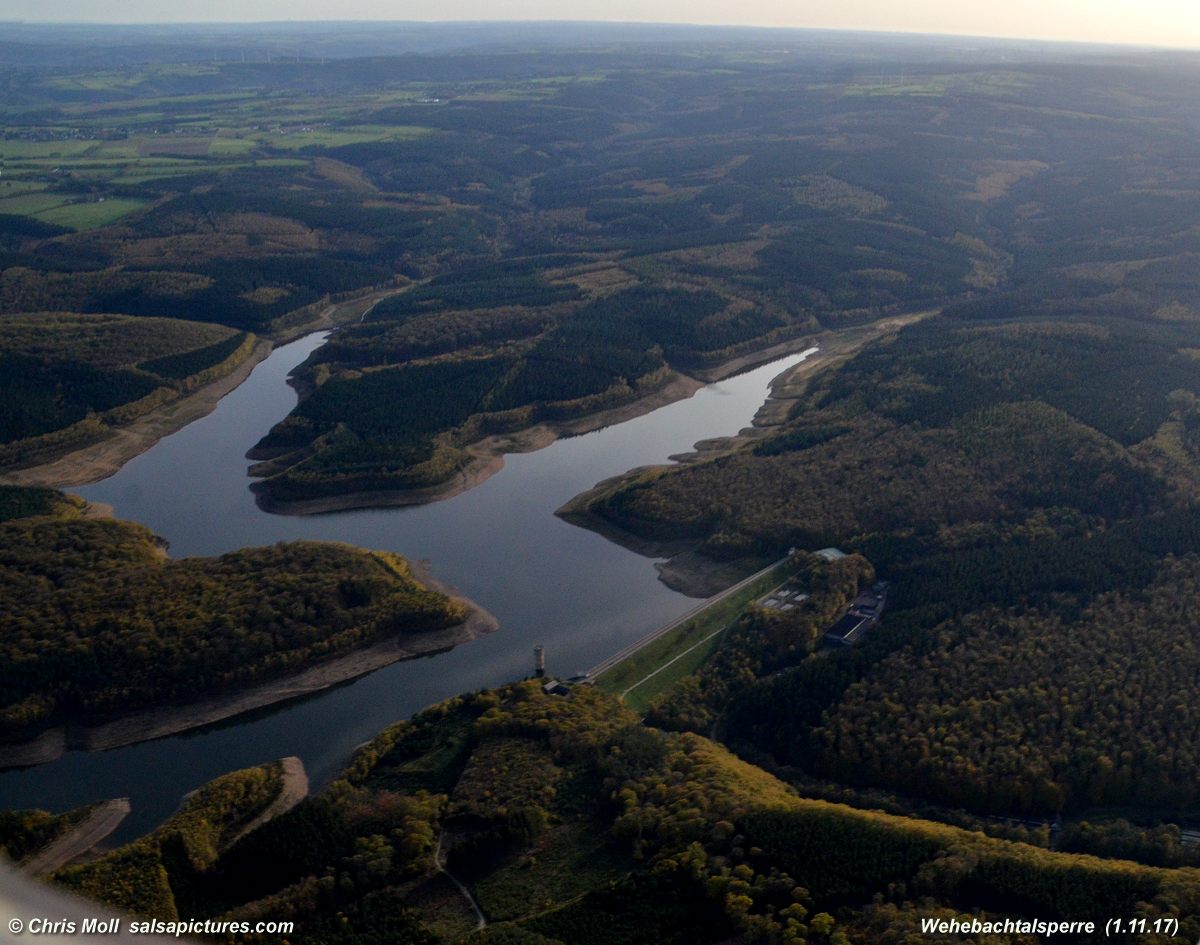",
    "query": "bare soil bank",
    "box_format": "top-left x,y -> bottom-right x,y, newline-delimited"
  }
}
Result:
224,756 -> 309,850
0,571 -> 497,770
557,312 -> 935,595
21,798 -> 132,876
252,331 -> 843,516
0,287 -> 404,492
0,339 -> 273,490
